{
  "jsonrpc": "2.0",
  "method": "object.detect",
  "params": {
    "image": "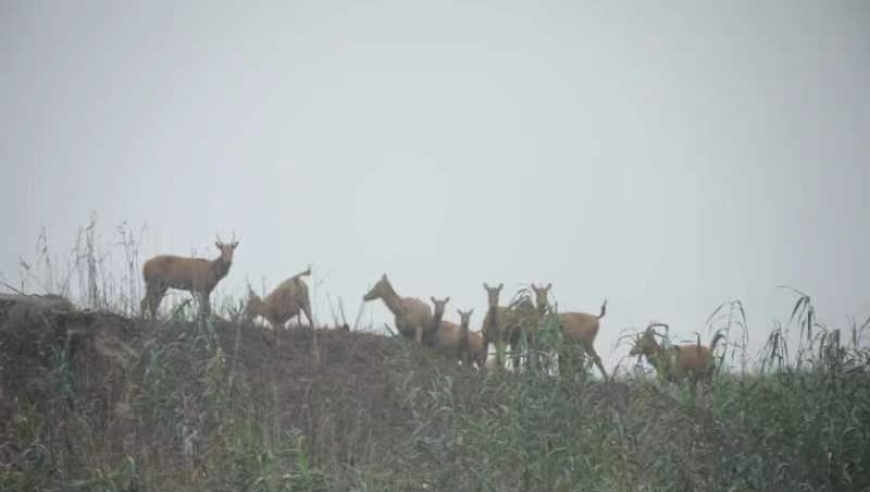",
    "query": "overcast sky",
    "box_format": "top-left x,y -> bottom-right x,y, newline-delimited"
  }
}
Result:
1,0 -> 868,372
